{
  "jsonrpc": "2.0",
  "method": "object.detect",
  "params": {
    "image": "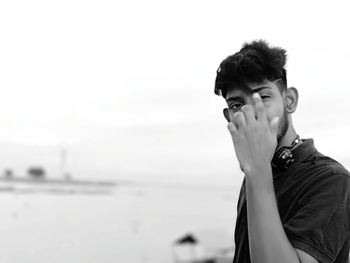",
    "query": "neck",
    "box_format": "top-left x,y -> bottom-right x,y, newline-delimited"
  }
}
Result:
277,121 -> 298,149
